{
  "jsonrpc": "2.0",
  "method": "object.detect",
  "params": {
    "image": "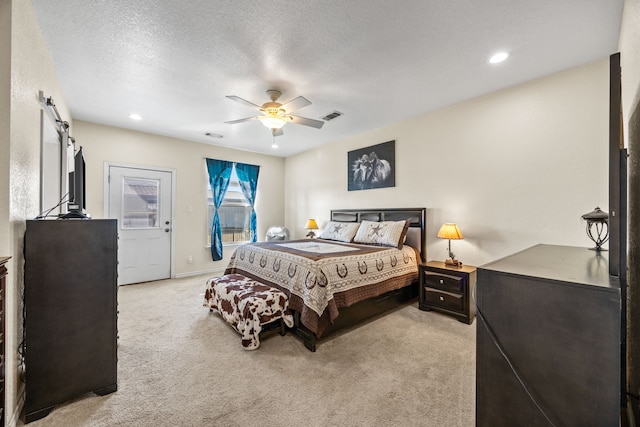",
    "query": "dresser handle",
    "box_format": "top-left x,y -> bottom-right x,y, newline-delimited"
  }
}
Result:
439,296 -> 444,301
439,279 -> 444,284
